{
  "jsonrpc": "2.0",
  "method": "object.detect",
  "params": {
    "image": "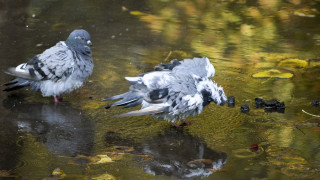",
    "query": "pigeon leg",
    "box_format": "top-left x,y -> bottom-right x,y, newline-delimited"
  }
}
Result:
54,96 -> 60,104
183,120 -> 191,125
173,122 -> 181,128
